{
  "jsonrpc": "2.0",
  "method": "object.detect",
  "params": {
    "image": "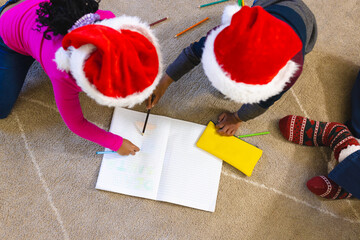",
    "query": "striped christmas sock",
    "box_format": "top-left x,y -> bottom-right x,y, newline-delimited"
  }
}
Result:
279,115 -> 360,199
278,115 -> 360,161
306,175 -> 352,199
